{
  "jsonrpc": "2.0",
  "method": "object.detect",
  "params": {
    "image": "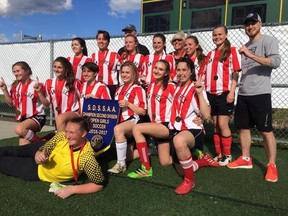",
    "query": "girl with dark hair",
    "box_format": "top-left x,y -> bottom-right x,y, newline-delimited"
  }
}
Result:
120,34 -> 146,83
127,60 -> 175,177
35,57 -> 81,132
142,33 -> 176,87
204,24 -> 241,166
169,57 -> 211,195
91,30 -> 120,98
107,62 -> 147,174
0,116 -> 104,199
127,59 -> 219,182
67,37 -> 92,83
79,62 -> 111,115
184,35 -> 206,80
0,61 -> 46,145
